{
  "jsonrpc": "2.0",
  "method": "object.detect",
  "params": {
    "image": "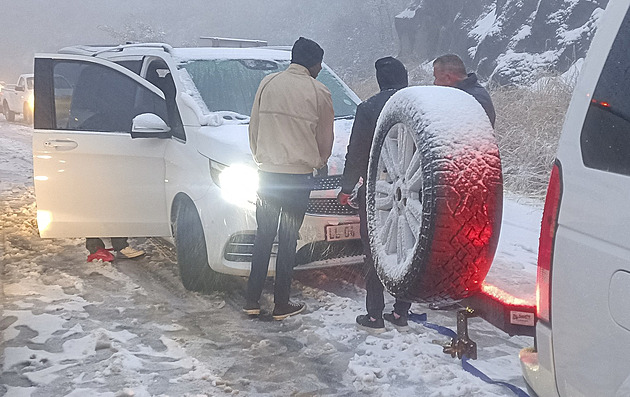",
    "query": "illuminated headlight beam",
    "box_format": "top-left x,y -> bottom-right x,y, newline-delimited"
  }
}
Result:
212,162 -> 258,209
